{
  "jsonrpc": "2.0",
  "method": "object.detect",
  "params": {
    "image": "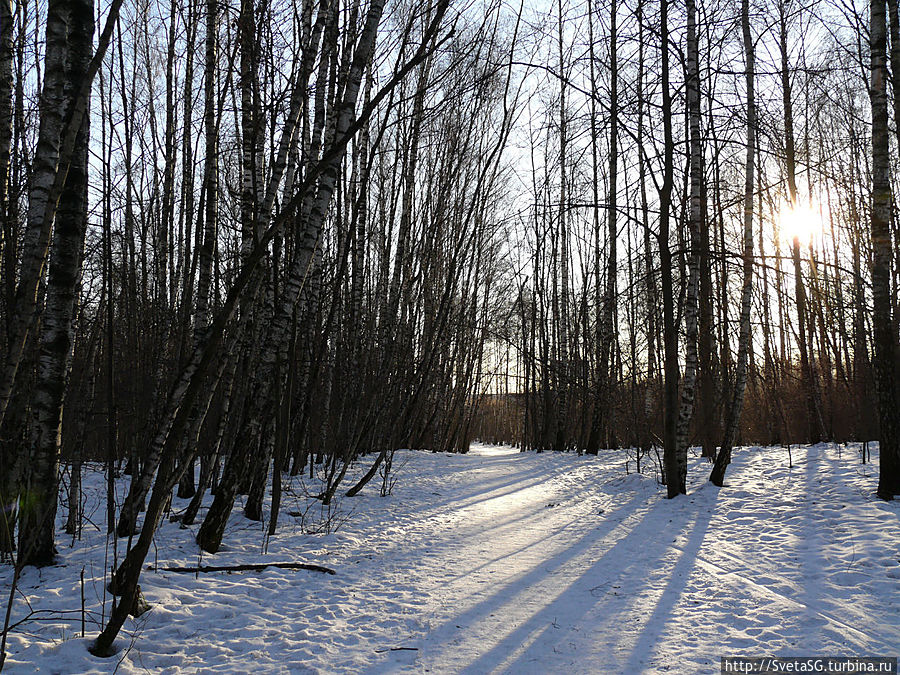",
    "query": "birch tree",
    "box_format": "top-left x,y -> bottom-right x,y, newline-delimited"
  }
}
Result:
711,0 -> 755,487
659,0 -> 681,498
870,0 -> 900,499
16,0 -> 95,566
675,0 -> 703,489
